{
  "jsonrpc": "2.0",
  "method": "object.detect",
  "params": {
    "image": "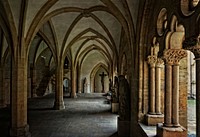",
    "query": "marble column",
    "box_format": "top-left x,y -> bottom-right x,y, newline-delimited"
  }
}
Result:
183,38 -> 200,136
147,55 -> 157,114
10,57 -> 30,137
54,65 -> 65,110
155,58 -> 163,114
0,66 -> 6,108
31,67 -> 37,98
